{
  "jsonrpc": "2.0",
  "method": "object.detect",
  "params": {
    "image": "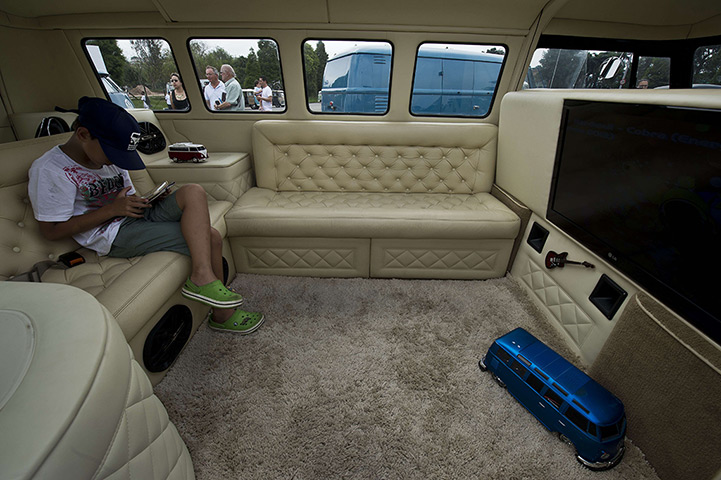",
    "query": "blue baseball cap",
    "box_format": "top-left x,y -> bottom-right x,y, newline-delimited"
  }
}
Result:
76,97 -> 145,170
